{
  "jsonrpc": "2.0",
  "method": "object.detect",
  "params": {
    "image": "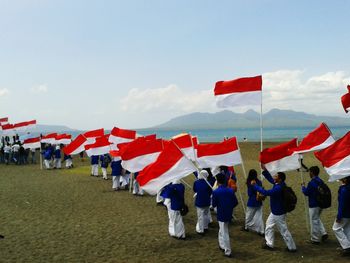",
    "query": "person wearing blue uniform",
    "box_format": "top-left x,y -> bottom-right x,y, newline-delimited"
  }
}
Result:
332,176 -> 350,256
212,173 -> 238,257
253,167 -> 296,252
100,154 -> 111,180
90,155 -> 99,177
132,172 -> 144,196
301,166 -> 328,244
53,145 -> 62,169
243,169 -> 264,236
64,154 -> 73,169
43,146 -> 53,169
111,157 -> 122,190
167,180 -> 186,239
193,170 -> 213,235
